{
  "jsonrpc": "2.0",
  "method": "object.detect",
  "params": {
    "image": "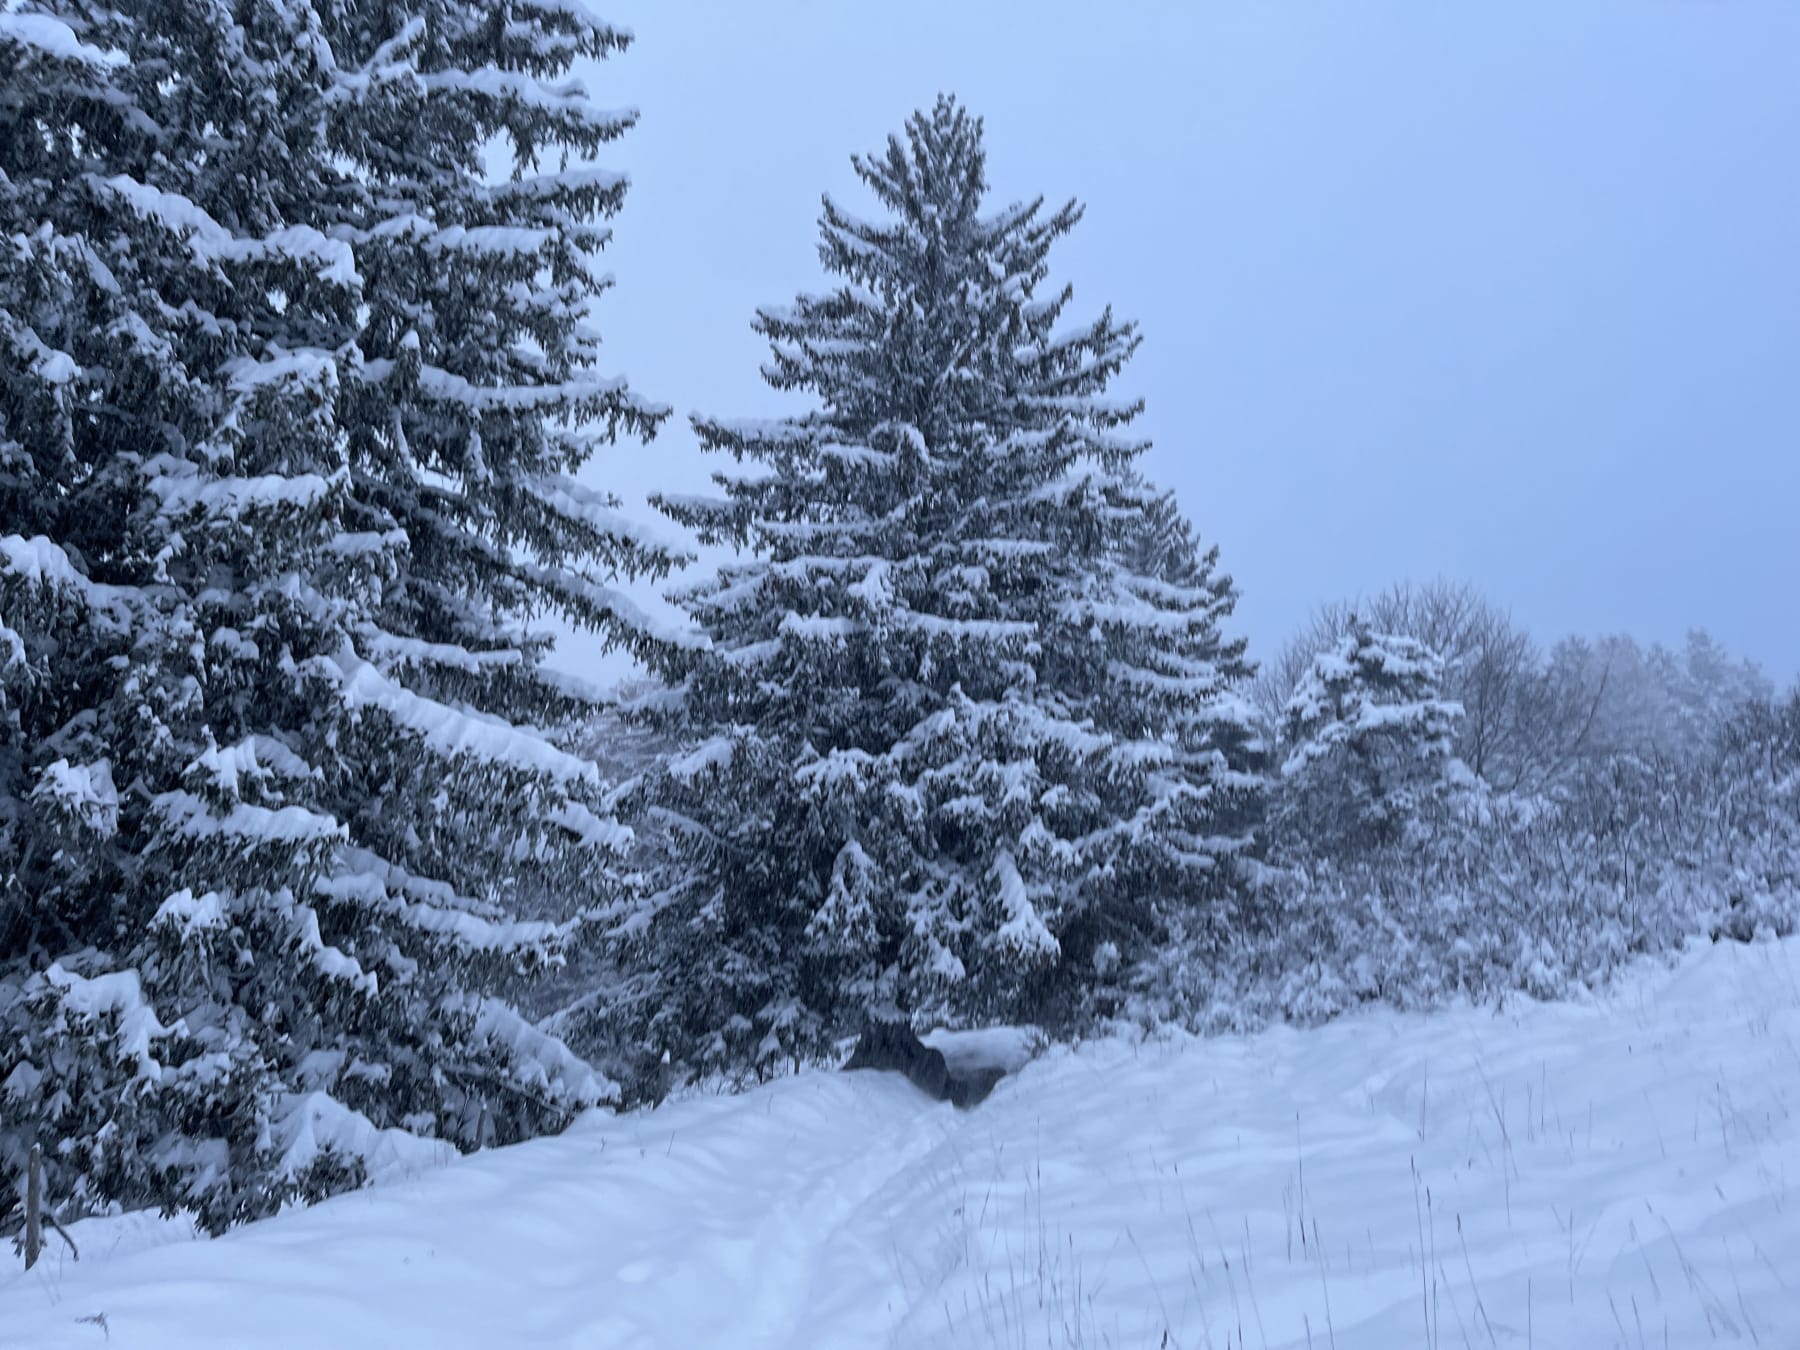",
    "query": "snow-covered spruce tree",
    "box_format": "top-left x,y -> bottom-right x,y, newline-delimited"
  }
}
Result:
1275,620 -> 1463,859
1107,468 -> 1266,976
1113,469 -> 1263,819
628,97 -> 1260,1084
1,5 -> 206,1225
1,2 -> 673,1232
